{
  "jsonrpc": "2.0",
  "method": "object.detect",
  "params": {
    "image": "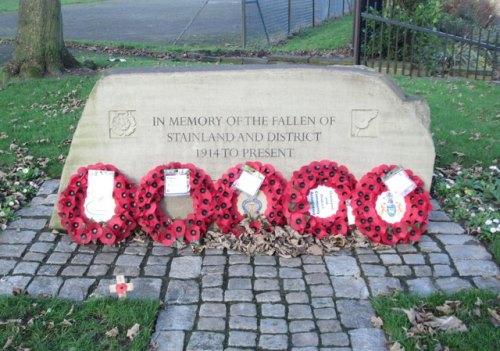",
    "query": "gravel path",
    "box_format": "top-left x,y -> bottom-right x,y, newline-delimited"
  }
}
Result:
0,179 -> 499,350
